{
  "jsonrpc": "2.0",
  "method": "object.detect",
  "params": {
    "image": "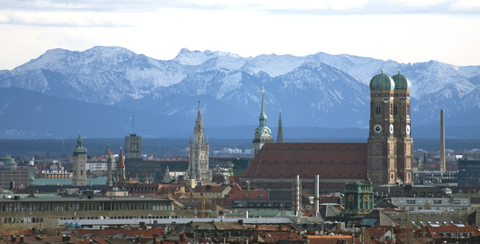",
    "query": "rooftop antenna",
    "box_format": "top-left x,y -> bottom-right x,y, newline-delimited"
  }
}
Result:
132,115 -> 135,134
